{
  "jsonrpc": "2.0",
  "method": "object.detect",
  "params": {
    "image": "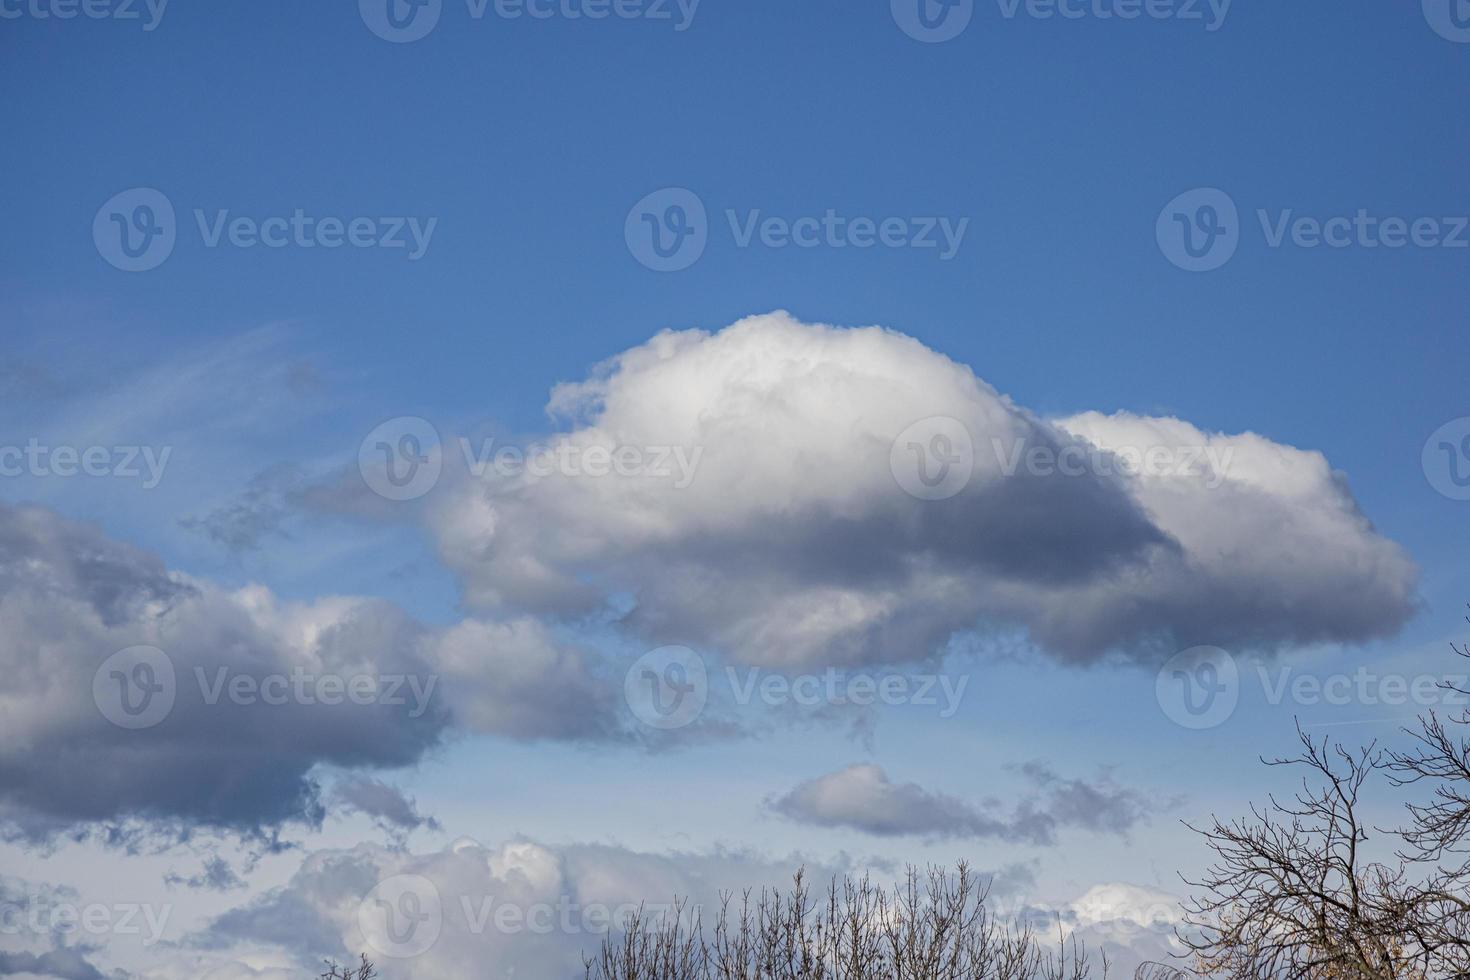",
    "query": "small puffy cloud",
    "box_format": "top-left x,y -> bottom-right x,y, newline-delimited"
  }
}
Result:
0,875 -> 110,980
768,763 -> 1156,844
426,312 -> 1416,669
0,503 -> 623,844
0,947 -> 108,980
329,776 -> 440,844
1063,882 -> 1189,979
